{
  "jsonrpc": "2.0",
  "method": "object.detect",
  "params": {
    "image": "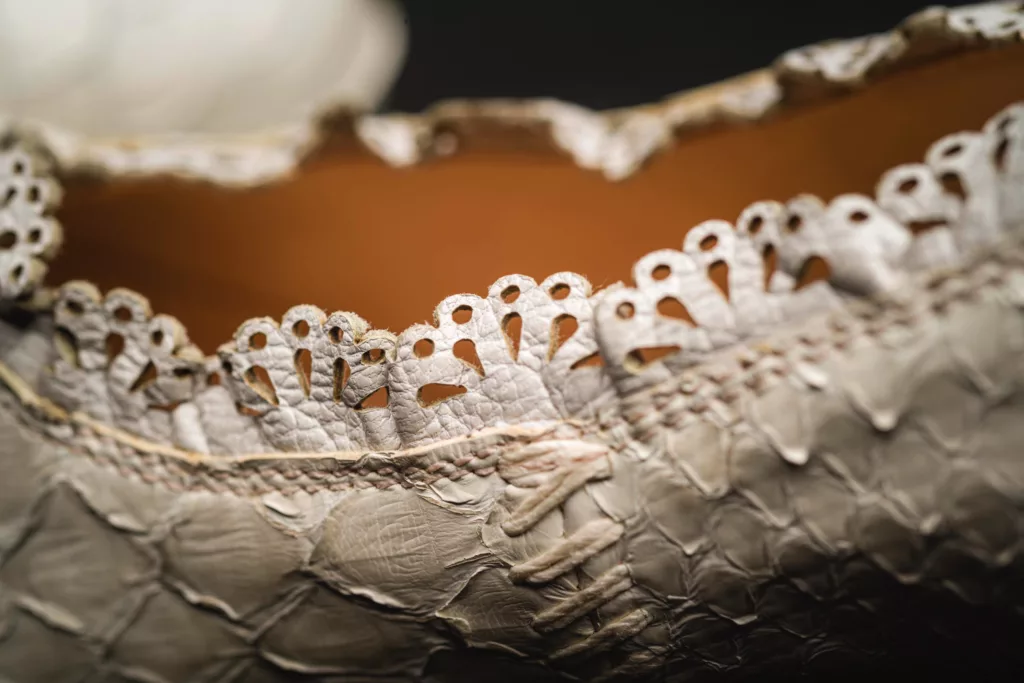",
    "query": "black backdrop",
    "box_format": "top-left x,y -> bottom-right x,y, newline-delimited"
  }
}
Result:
386,0 -> 974,112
